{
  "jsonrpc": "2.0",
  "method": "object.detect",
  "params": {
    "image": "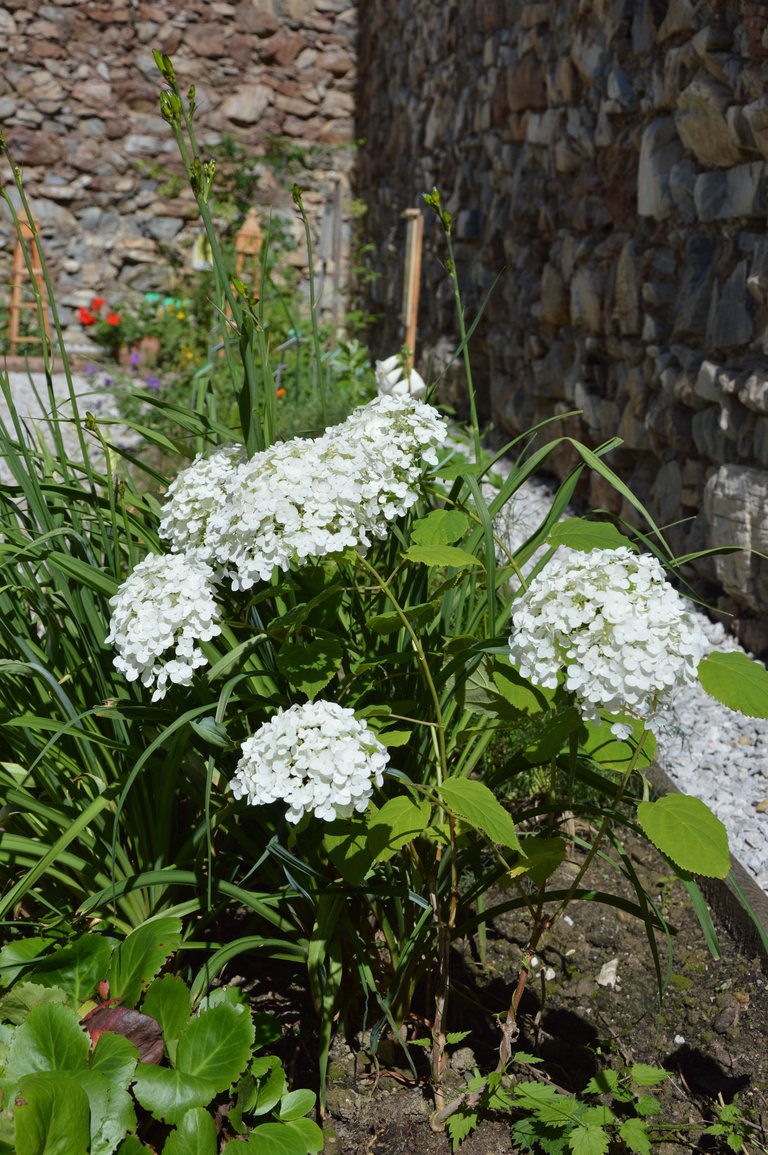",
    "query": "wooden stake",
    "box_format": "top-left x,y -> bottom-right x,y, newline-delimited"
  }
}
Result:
401,208 -> 424,367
